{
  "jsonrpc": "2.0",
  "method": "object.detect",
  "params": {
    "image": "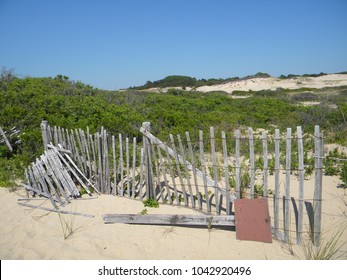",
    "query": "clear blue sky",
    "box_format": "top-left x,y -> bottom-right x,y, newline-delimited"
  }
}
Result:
1,0 -> 346,90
